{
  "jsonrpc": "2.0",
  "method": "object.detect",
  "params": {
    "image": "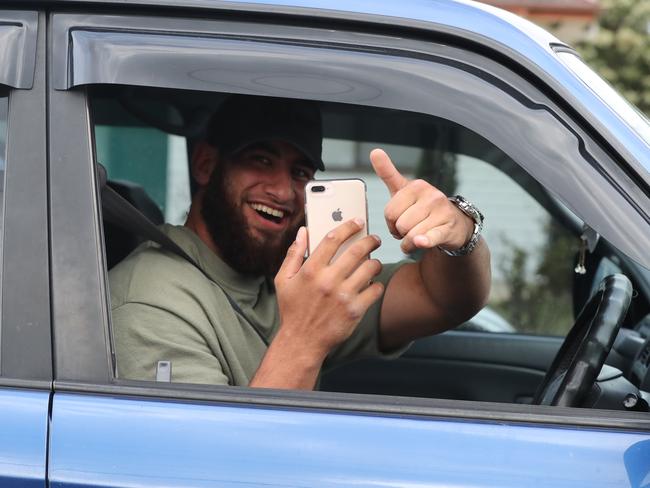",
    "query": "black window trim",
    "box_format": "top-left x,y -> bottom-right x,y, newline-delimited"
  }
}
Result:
0,11 -> 51,382
0,10 -> 38,90
47,11 -> 650,429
